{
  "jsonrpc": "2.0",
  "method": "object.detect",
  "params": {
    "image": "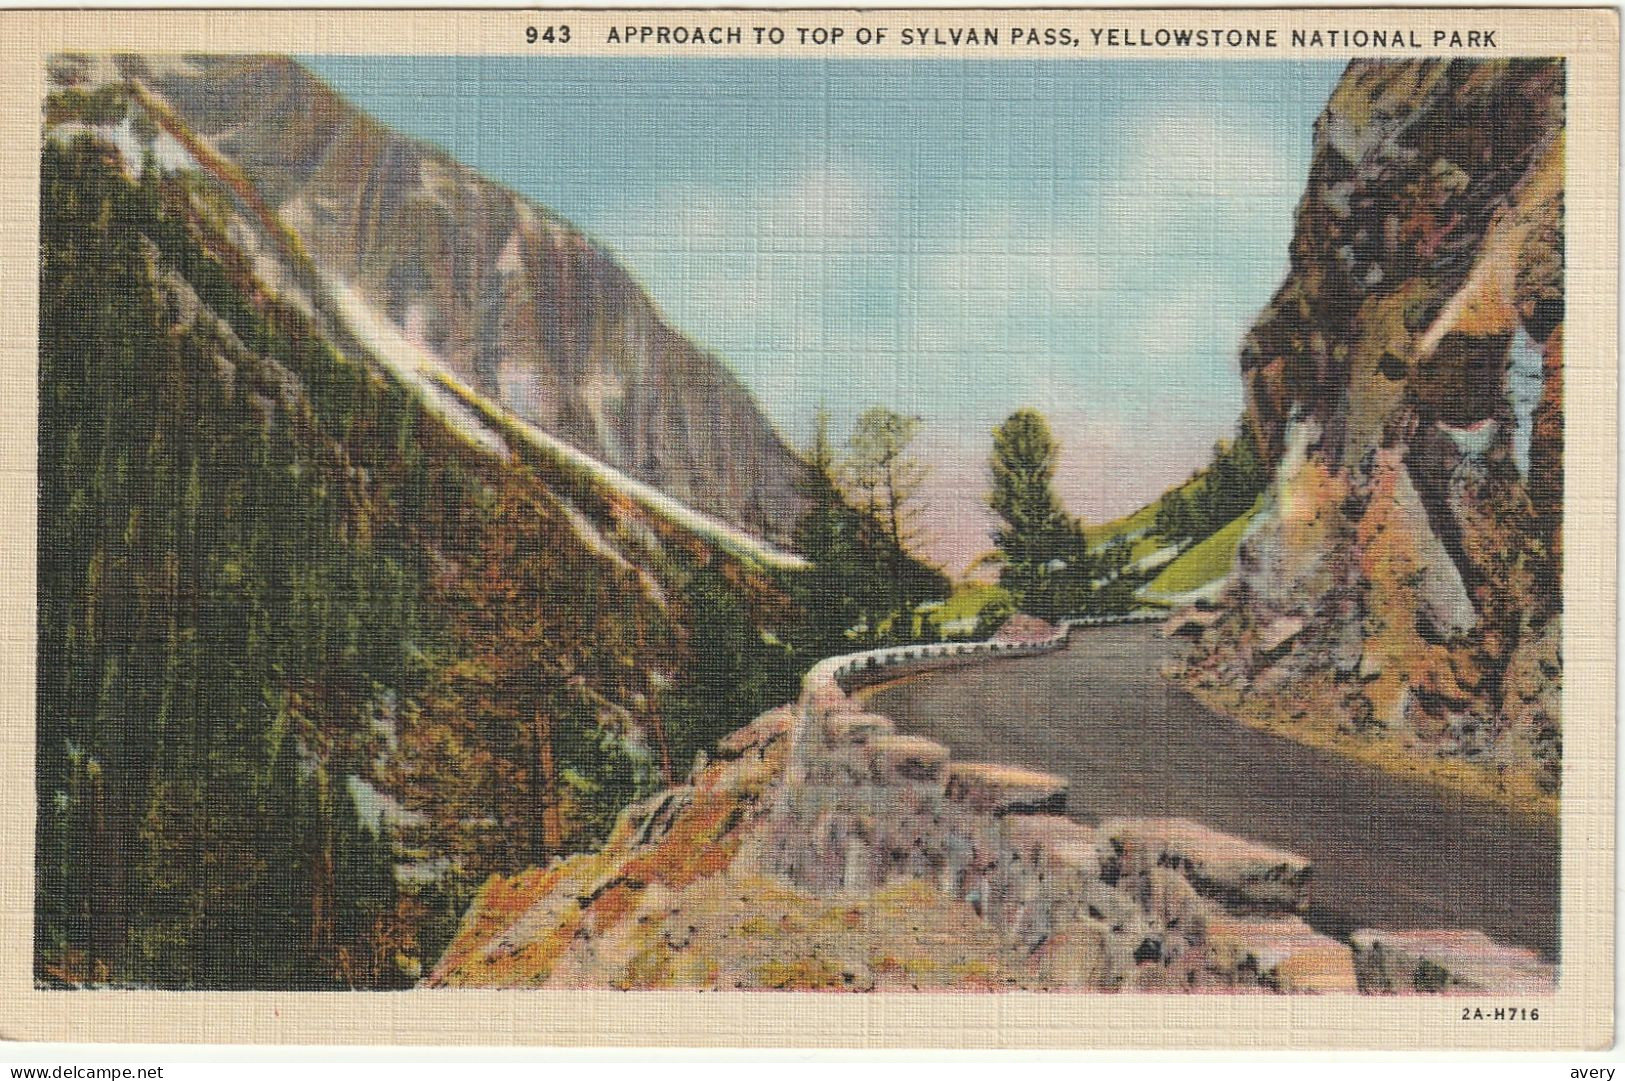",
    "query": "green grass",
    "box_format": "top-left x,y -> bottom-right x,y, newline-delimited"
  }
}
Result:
1143,496 -> 1262,598
1085,474 -> 1207,553
1083,500 -> 1159,549
926,582 -> 1012,632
